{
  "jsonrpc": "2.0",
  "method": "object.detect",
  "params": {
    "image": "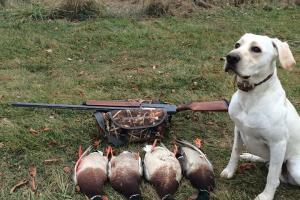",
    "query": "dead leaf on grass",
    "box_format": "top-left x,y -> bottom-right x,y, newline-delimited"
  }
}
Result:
194,138 -> 202,149
48,140 -> 58,147
93,139 -> 101,149
78,90 -> 85,97
29,128 -> 39,135
29,165 -> 36,177
75,185 -> 80,192
43,158 -> 61,165
63,166 -> 72,174
78,71 -> 85,76
238,163 -> 256,173
28,165 -> 37,191
10,180 -> 28,194
45,49 -> 53,53
0,142 -> 4,148
78,145 -> 83,159
102,196 -> 109,200
206,121 -> 216,125
42,127 -> 50,132
0,118 -> 12,125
